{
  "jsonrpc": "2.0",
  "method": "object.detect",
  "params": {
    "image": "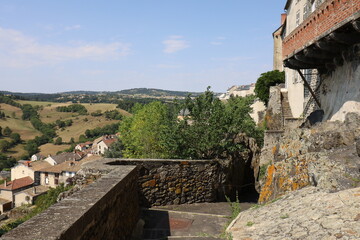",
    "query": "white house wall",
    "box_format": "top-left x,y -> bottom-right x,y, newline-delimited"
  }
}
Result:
320,59 -> 360,121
